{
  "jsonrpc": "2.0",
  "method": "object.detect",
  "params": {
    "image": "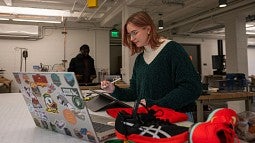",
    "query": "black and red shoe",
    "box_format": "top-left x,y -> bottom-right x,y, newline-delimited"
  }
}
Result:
115,109 -> 189,143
